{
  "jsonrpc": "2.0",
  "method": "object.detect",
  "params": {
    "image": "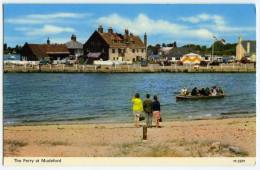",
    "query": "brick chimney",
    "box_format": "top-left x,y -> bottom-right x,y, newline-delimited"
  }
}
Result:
144,32 -> 147,48
239,36 -> 242,43
108,27 -> 113,34
71,34 -> 76,41
125,29 -> 129,43
47,37 -> 50,45
98,25 -> 103,33
247,41 -> 250,53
